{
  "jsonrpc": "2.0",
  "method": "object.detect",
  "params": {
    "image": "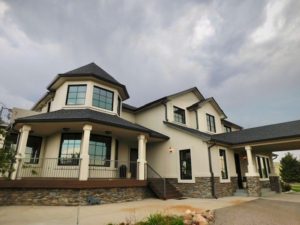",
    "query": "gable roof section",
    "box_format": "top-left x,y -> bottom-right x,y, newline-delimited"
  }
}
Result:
212,119 -> 300,145
15,109 -> 169,140
47,63 -> 129,100
187,97 -> 227,119
221,119 -> 243,130
122,103 -> 137,111
163,121 -> 211,140
124,87 -> 205,113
